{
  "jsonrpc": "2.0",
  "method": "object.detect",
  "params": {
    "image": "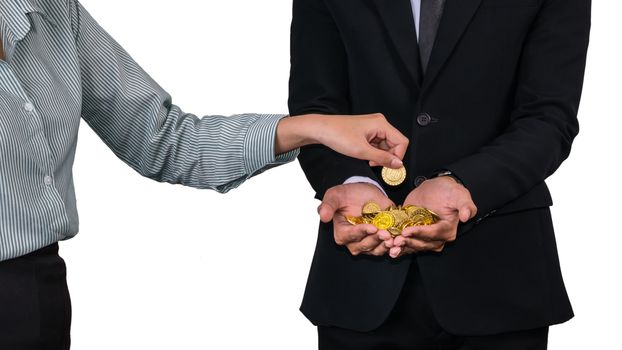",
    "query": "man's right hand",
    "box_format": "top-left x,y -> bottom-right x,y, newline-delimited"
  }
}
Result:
318,183 -> 394,256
